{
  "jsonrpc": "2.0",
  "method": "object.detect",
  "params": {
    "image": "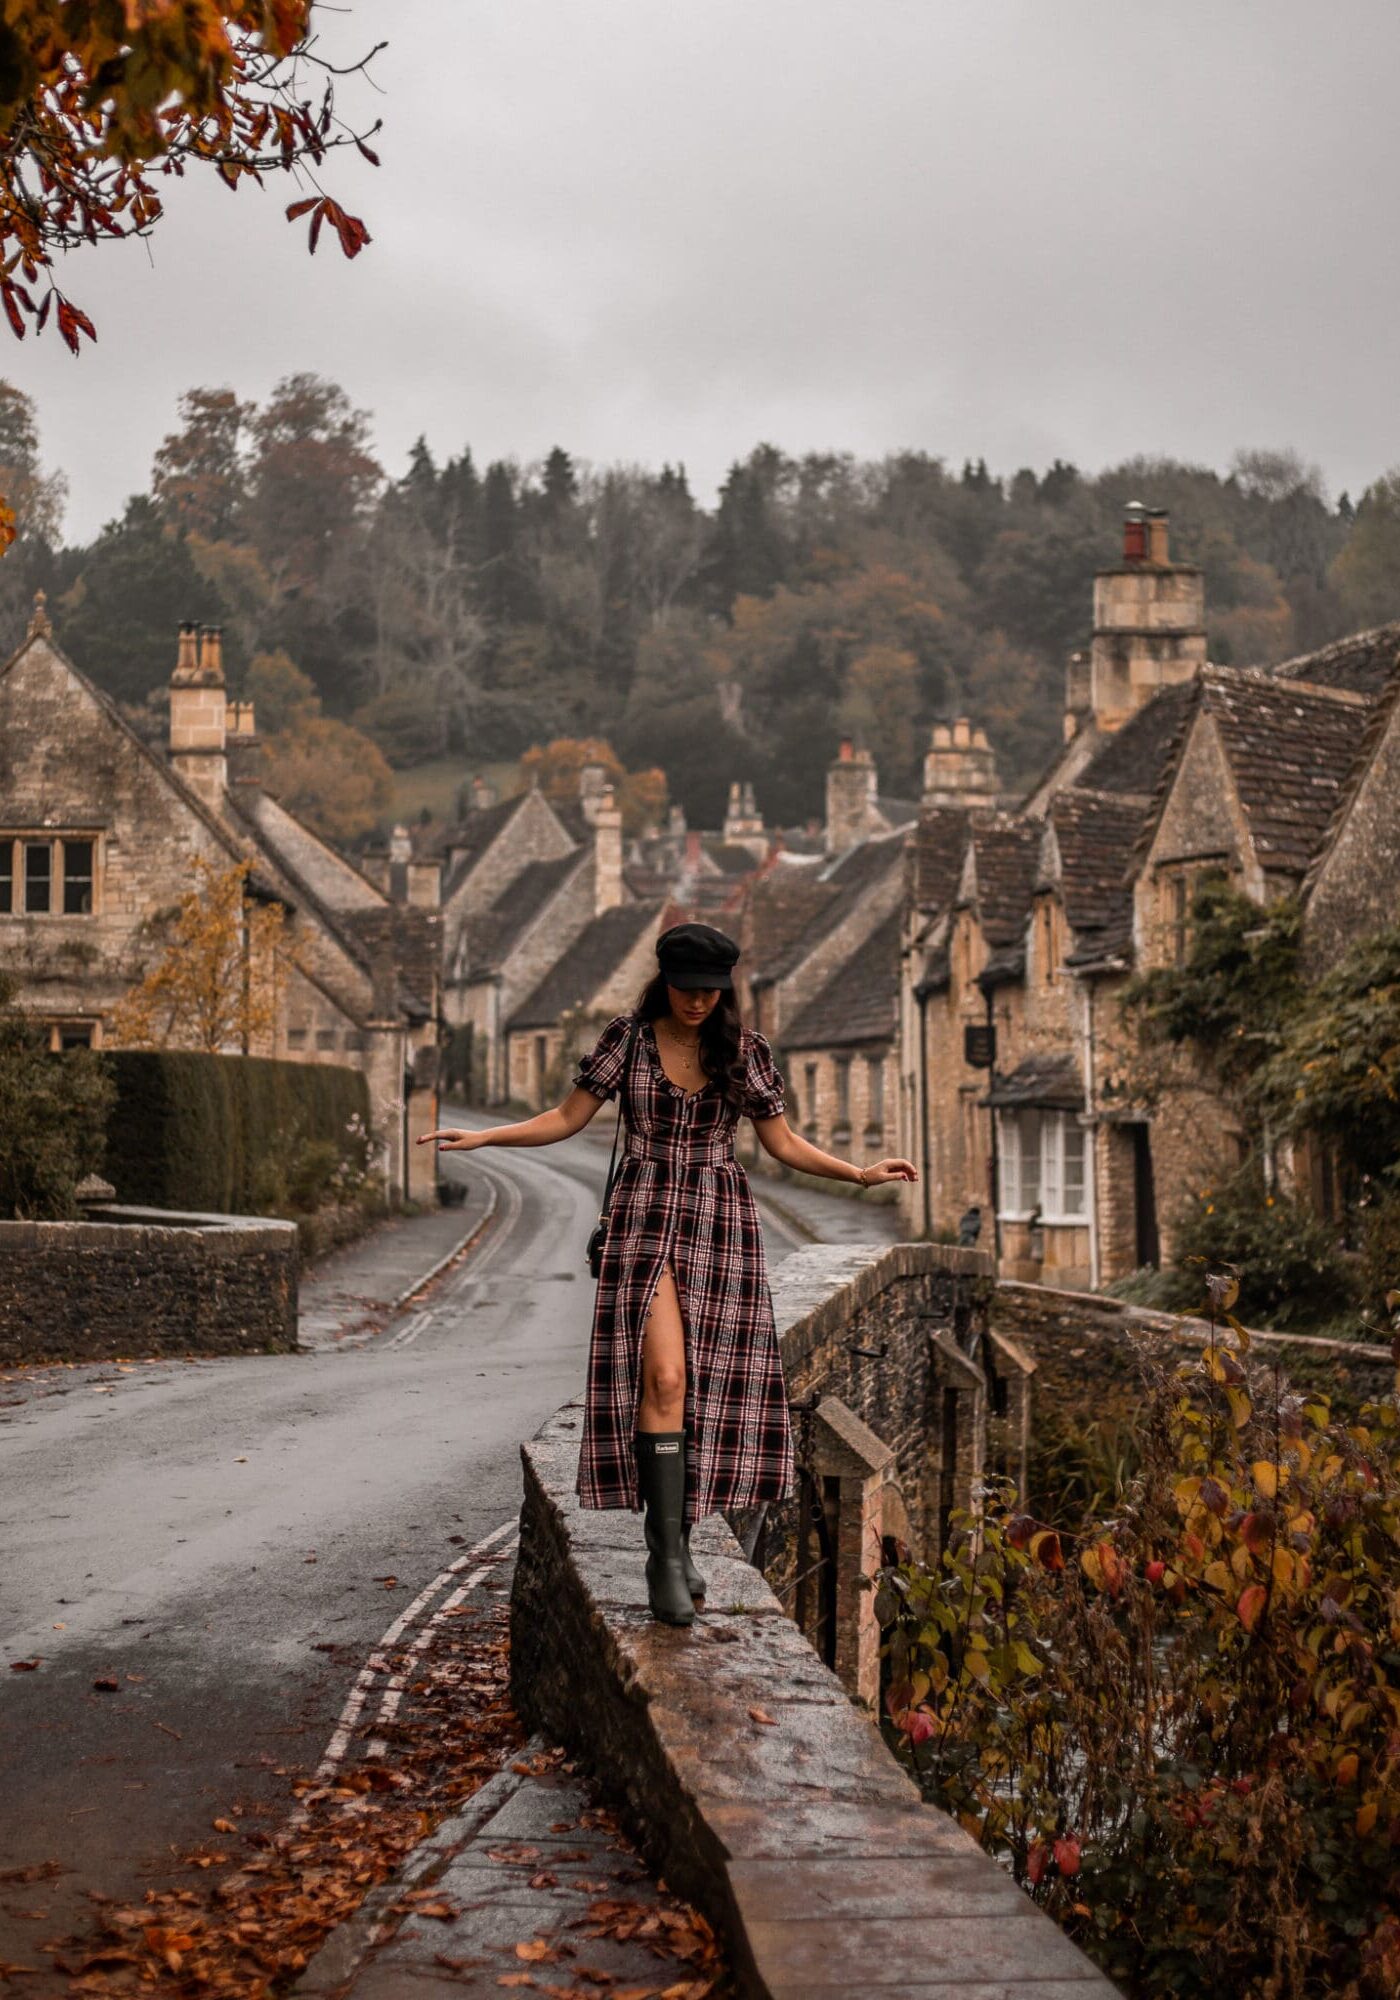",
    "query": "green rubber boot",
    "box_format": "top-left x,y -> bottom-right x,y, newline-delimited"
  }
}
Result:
680,1527 -> 706,1603
680,1427 -> 705,1600
635,1432 -> 696,1627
